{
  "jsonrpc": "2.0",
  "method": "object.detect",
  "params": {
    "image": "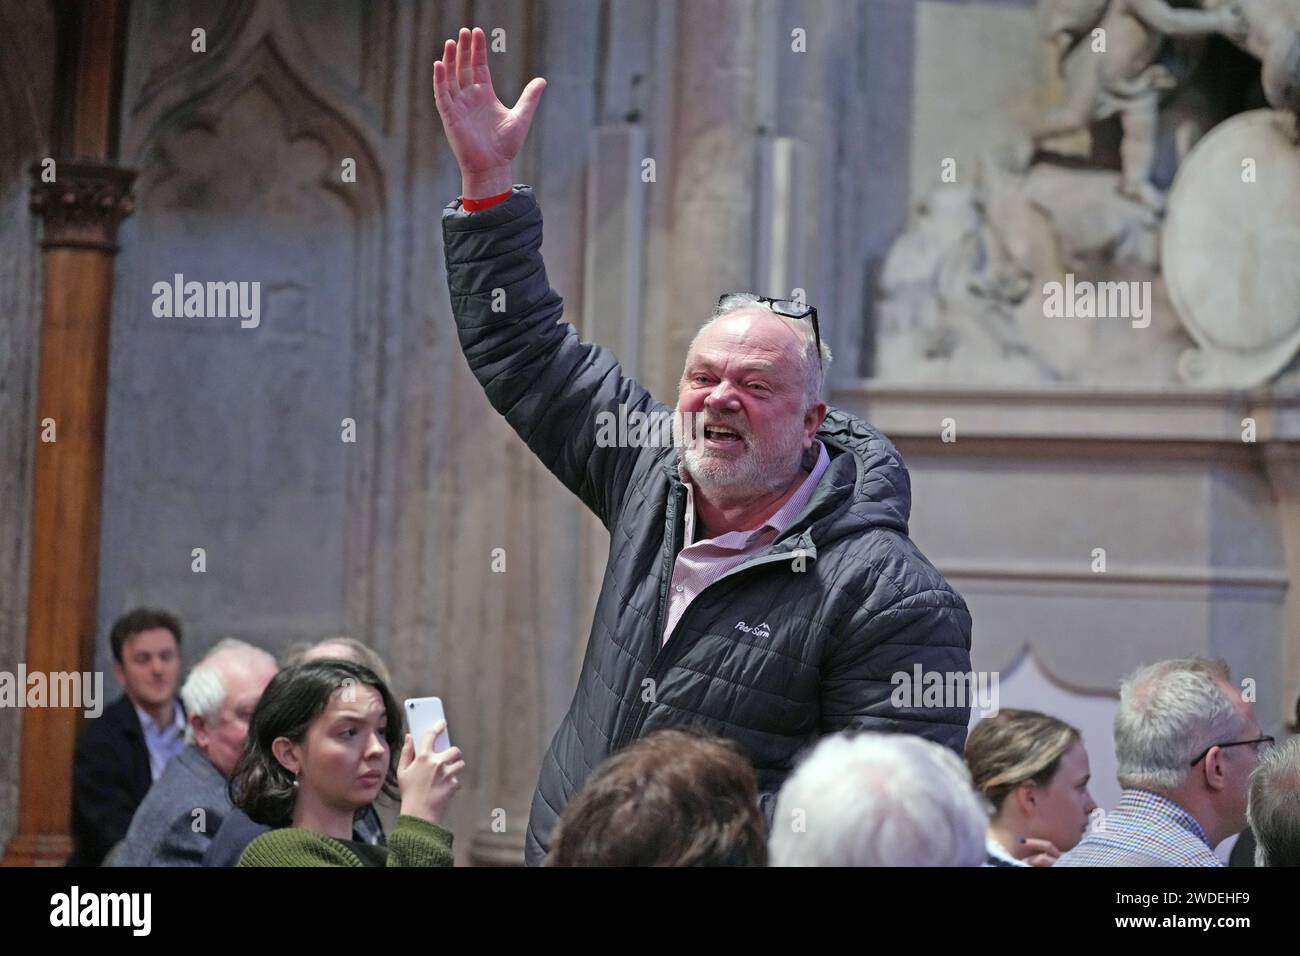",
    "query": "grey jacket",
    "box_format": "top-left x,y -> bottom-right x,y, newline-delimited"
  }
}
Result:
113,743 -> 232,867
442,186 -> 974,866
